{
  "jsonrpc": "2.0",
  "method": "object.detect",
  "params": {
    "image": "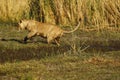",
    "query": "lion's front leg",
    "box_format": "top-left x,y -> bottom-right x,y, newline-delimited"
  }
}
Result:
23,31 -> 36,43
